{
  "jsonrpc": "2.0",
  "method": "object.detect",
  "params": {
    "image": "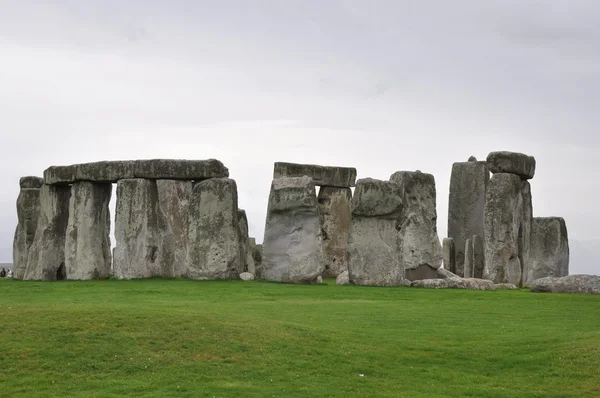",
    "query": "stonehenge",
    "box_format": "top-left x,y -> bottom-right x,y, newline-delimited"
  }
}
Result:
11,151 -> 571,290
